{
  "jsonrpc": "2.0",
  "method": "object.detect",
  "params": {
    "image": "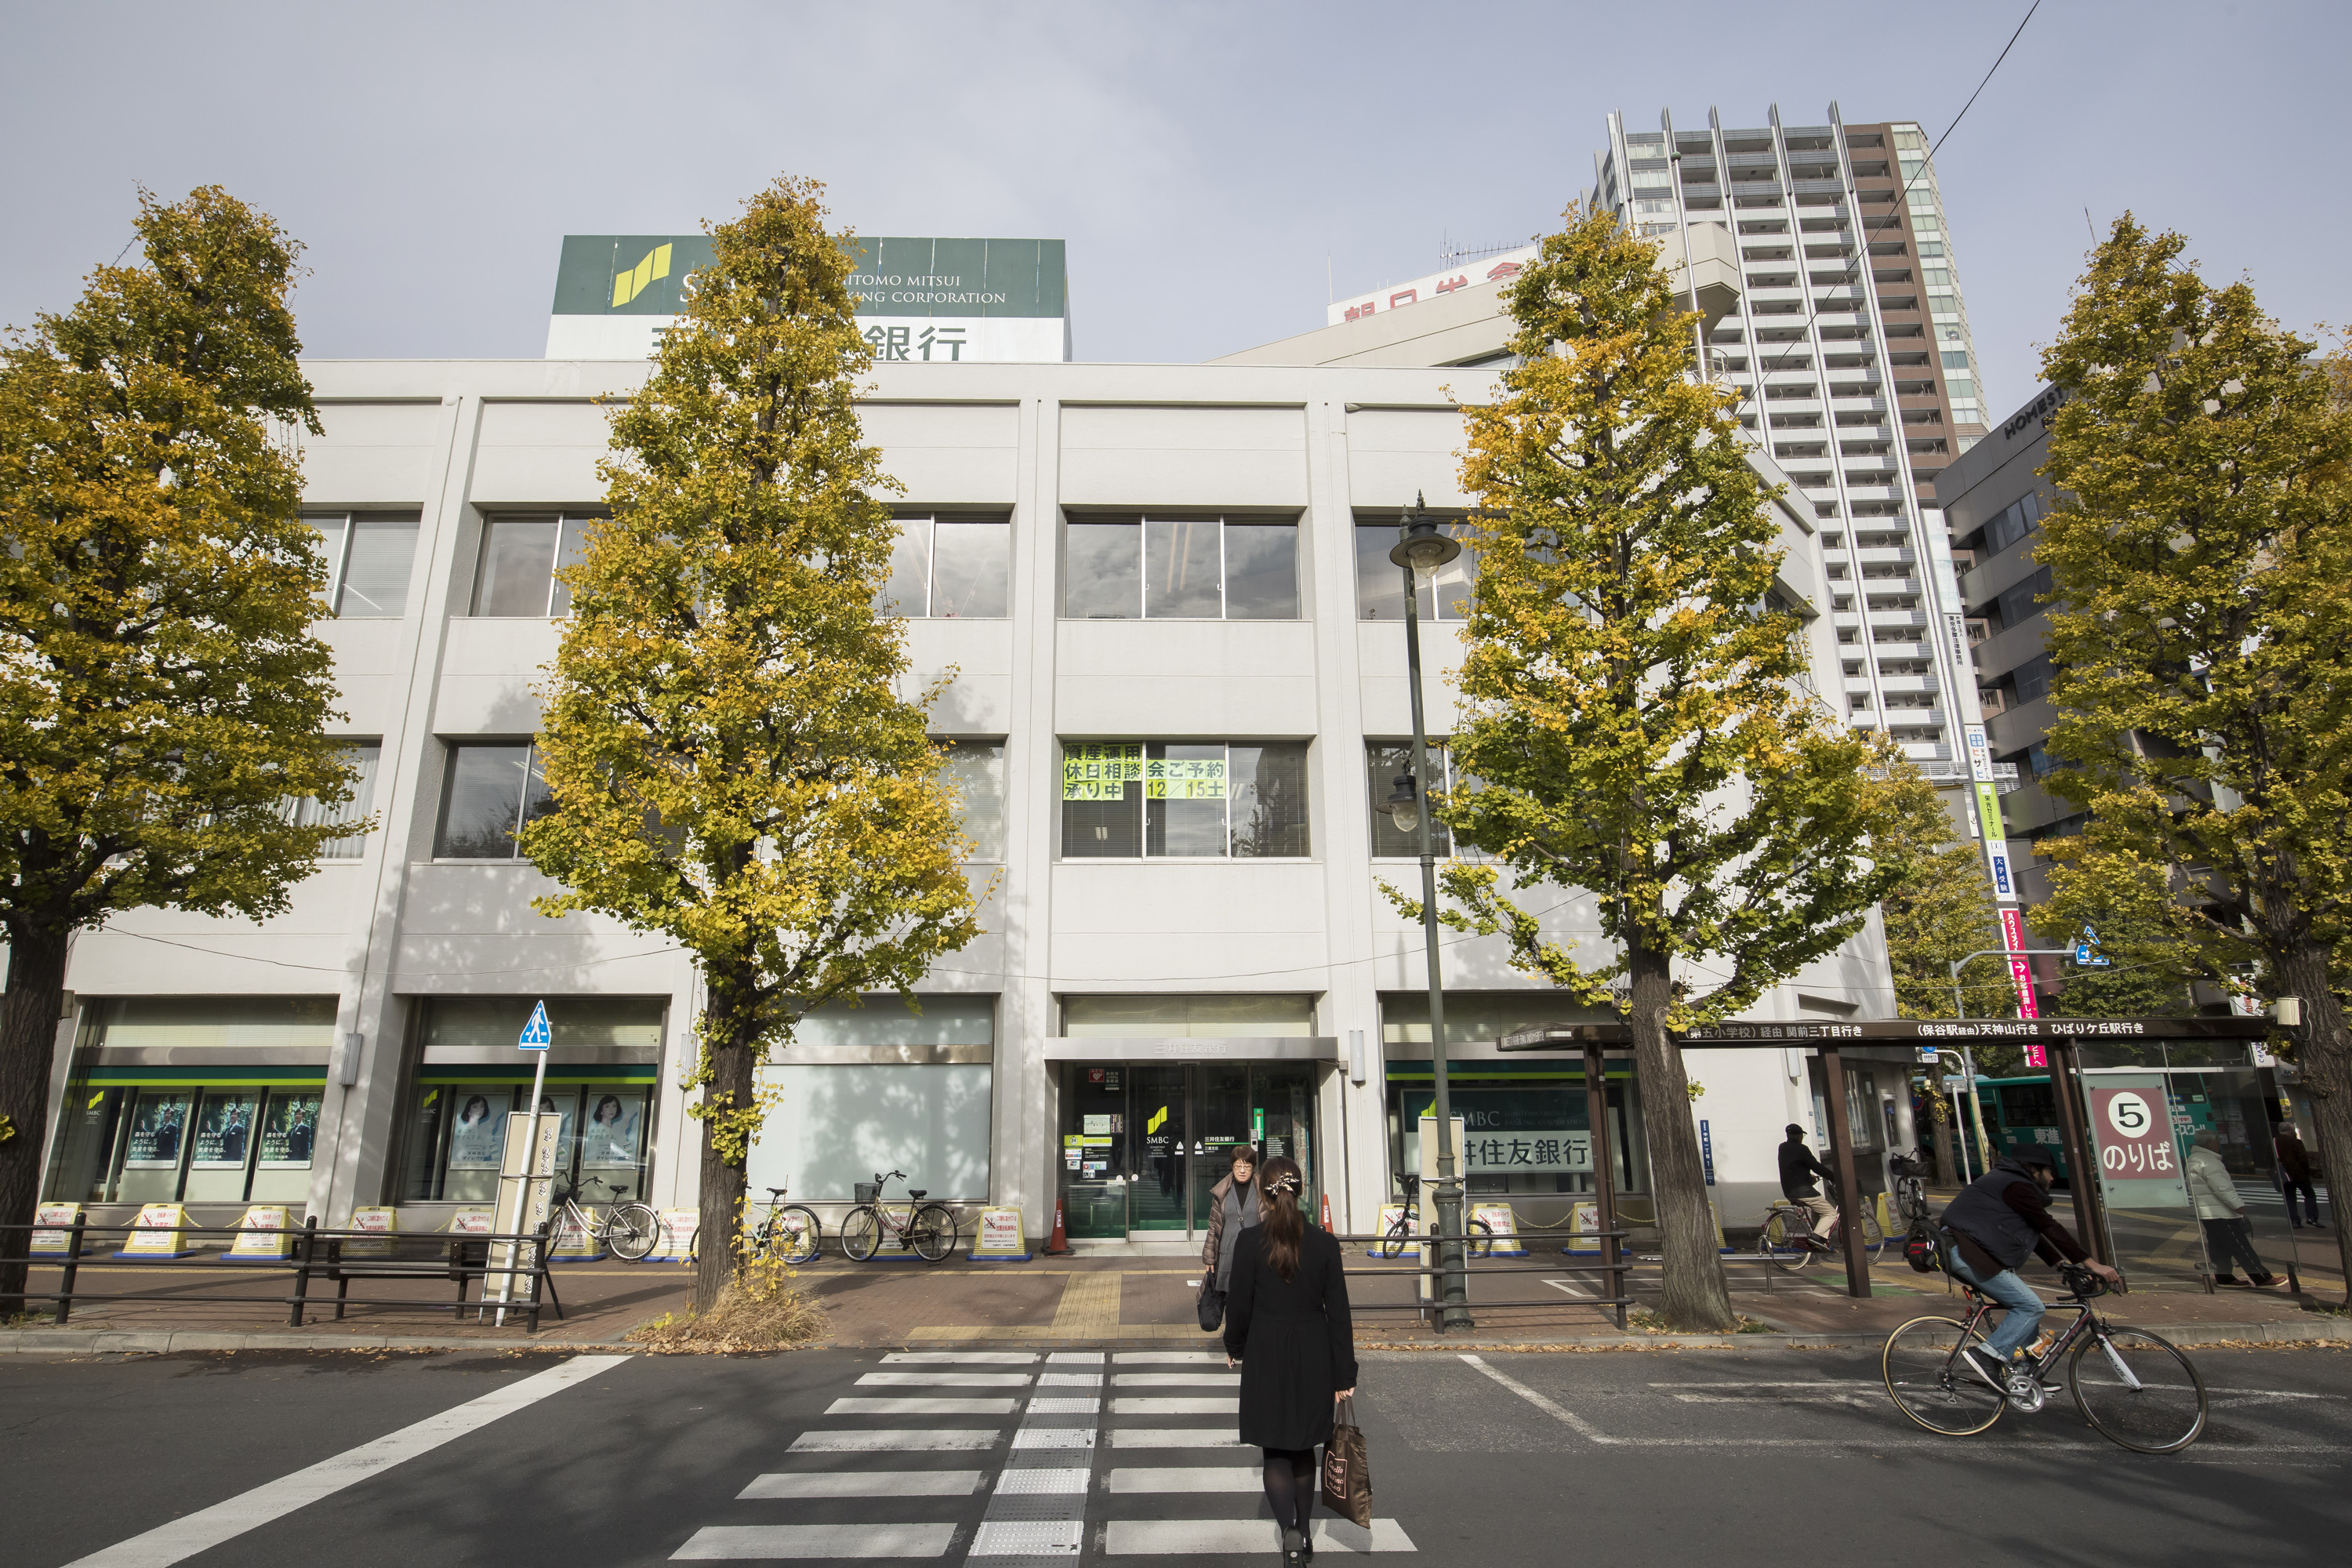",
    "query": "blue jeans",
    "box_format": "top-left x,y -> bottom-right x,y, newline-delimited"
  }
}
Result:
1947,1254 -> 2046,1359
